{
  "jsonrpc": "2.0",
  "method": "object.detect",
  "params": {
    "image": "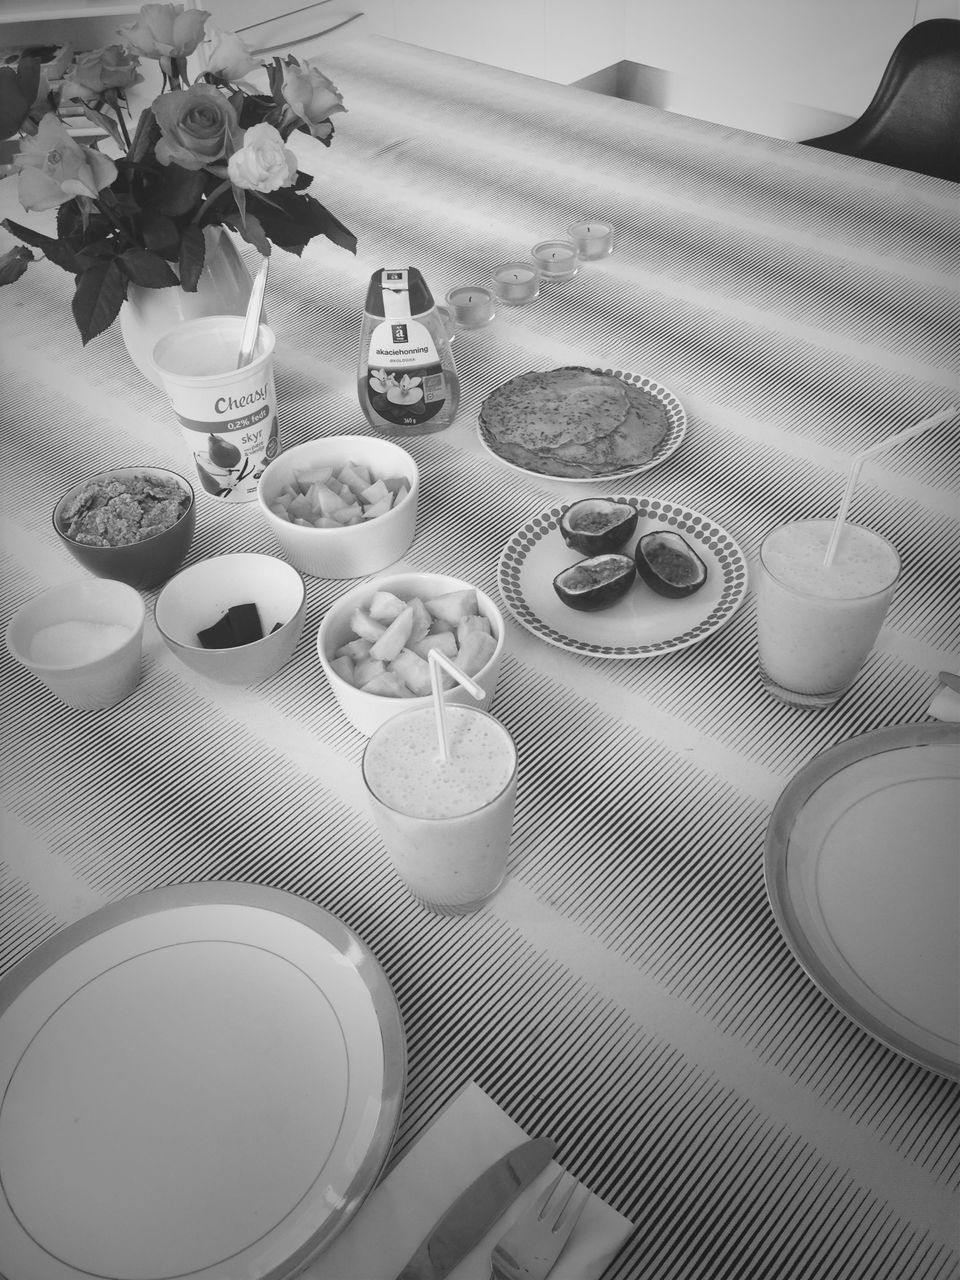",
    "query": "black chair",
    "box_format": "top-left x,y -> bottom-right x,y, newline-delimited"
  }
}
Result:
803,18 -> 960,182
